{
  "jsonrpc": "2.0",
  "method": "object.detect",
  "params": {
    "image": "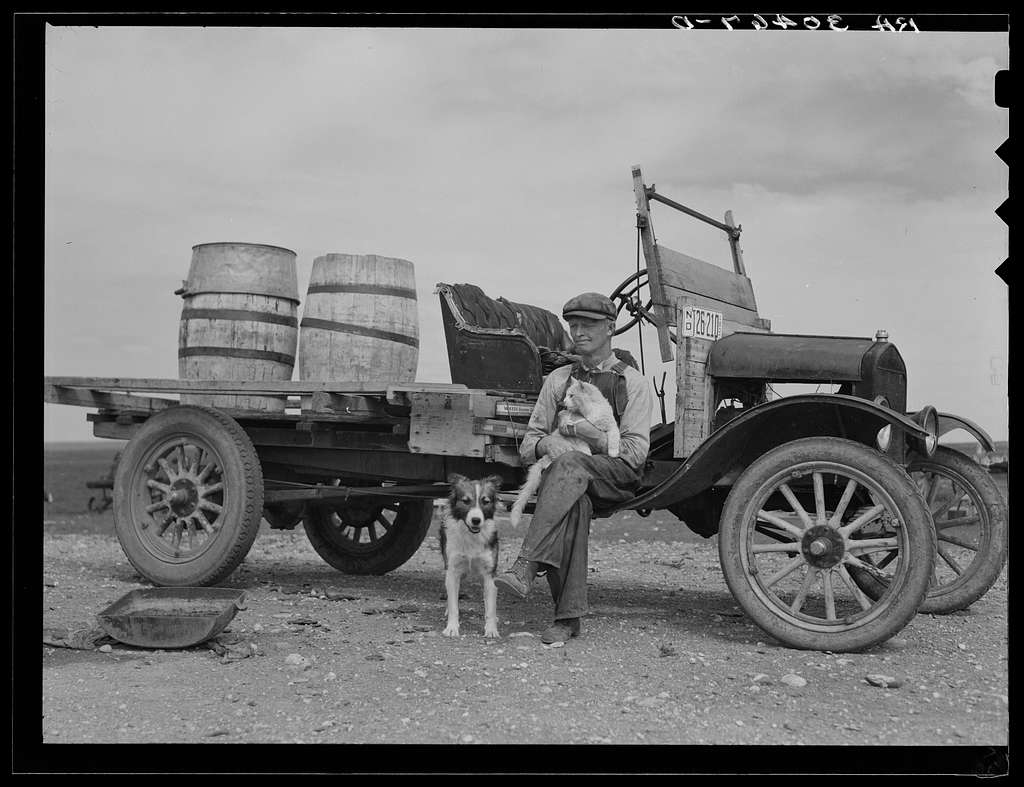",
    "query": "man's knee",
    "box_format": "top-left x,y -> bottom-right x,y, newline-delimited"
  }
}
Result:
549,451 -> 592,476
541,452 -> 595,490
553,451 -> 621,475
